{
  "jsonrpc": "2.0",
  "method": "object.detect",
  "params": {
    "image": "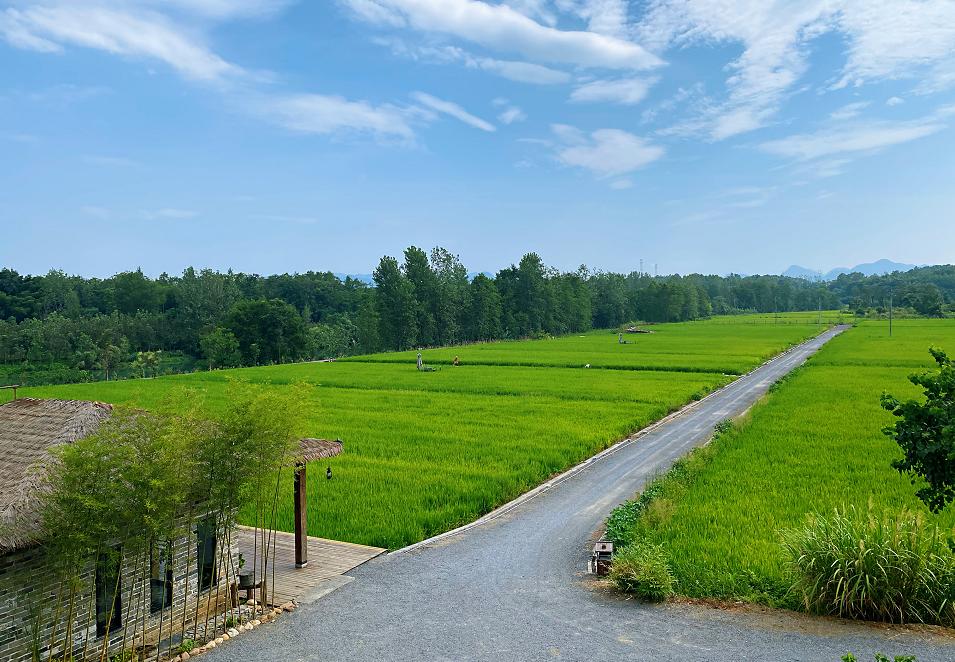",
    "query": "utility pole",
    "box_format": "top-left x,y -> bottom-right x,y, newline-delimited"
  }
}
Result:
889,291 -> 893,338
640,259 -> 644,276
818,289 -> 822,326
654,263 -> 658,277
